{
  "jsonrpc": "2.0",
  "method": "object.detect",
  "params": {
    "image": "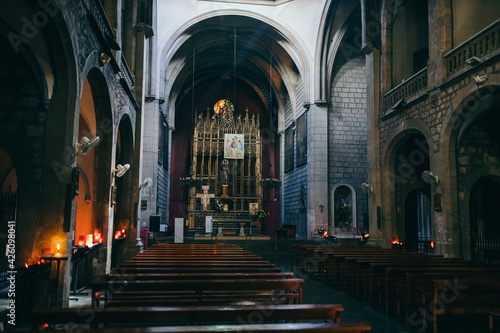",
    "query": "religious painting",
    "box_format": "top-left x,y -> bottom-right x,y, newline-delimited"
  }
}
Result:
224,134 -> 244,159
285,125 -> 294,173
296,113 -> 307,167
249,202 -> 258,215
214,99 -> 234,119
